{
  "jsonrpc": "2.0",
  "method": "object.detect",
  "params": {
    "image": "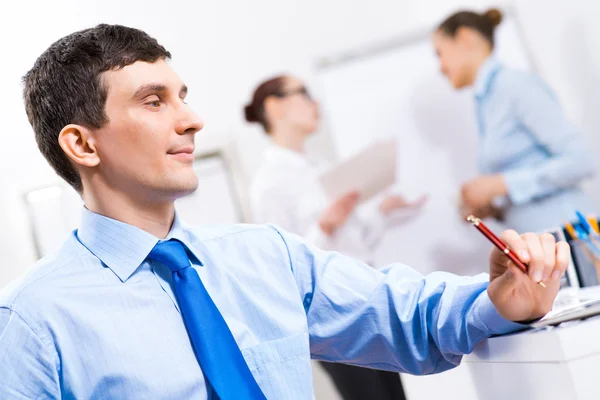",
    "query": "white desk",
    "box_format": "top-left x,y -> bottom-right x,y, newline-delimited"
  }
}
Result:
466,316 -> 600,399
403,316 -> 600,400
